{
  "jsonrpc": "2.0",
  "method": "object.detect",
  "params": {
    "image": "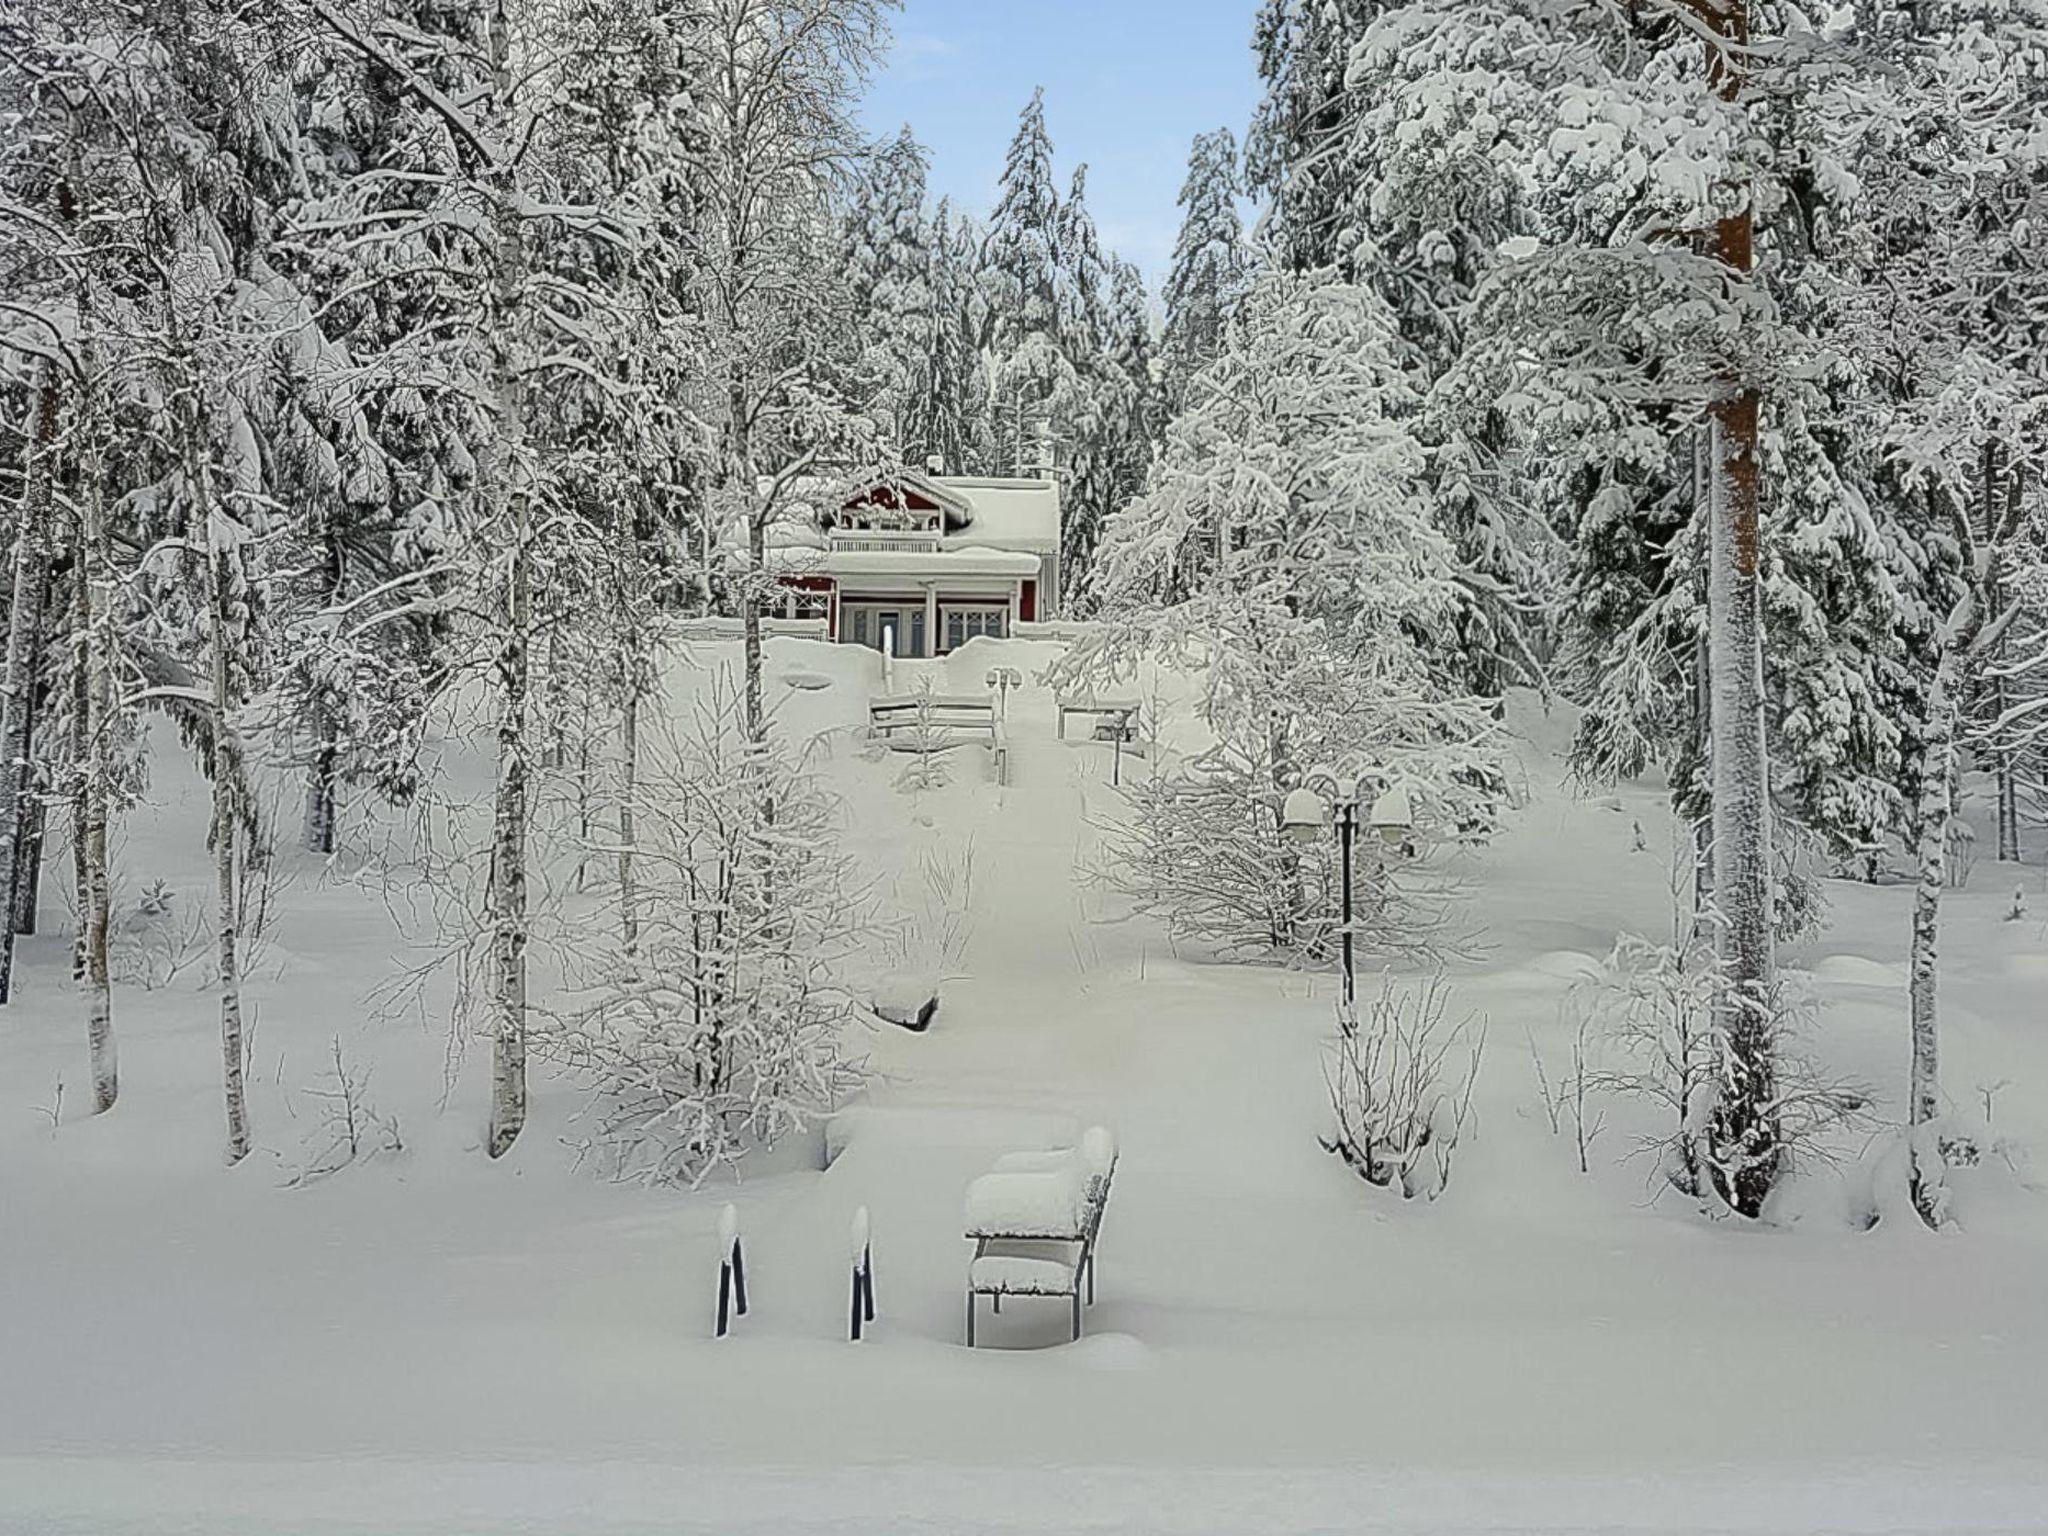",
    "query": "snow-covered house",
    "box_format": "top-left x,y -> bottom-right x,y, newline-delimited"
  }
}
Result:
770,465 -> 1061,657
